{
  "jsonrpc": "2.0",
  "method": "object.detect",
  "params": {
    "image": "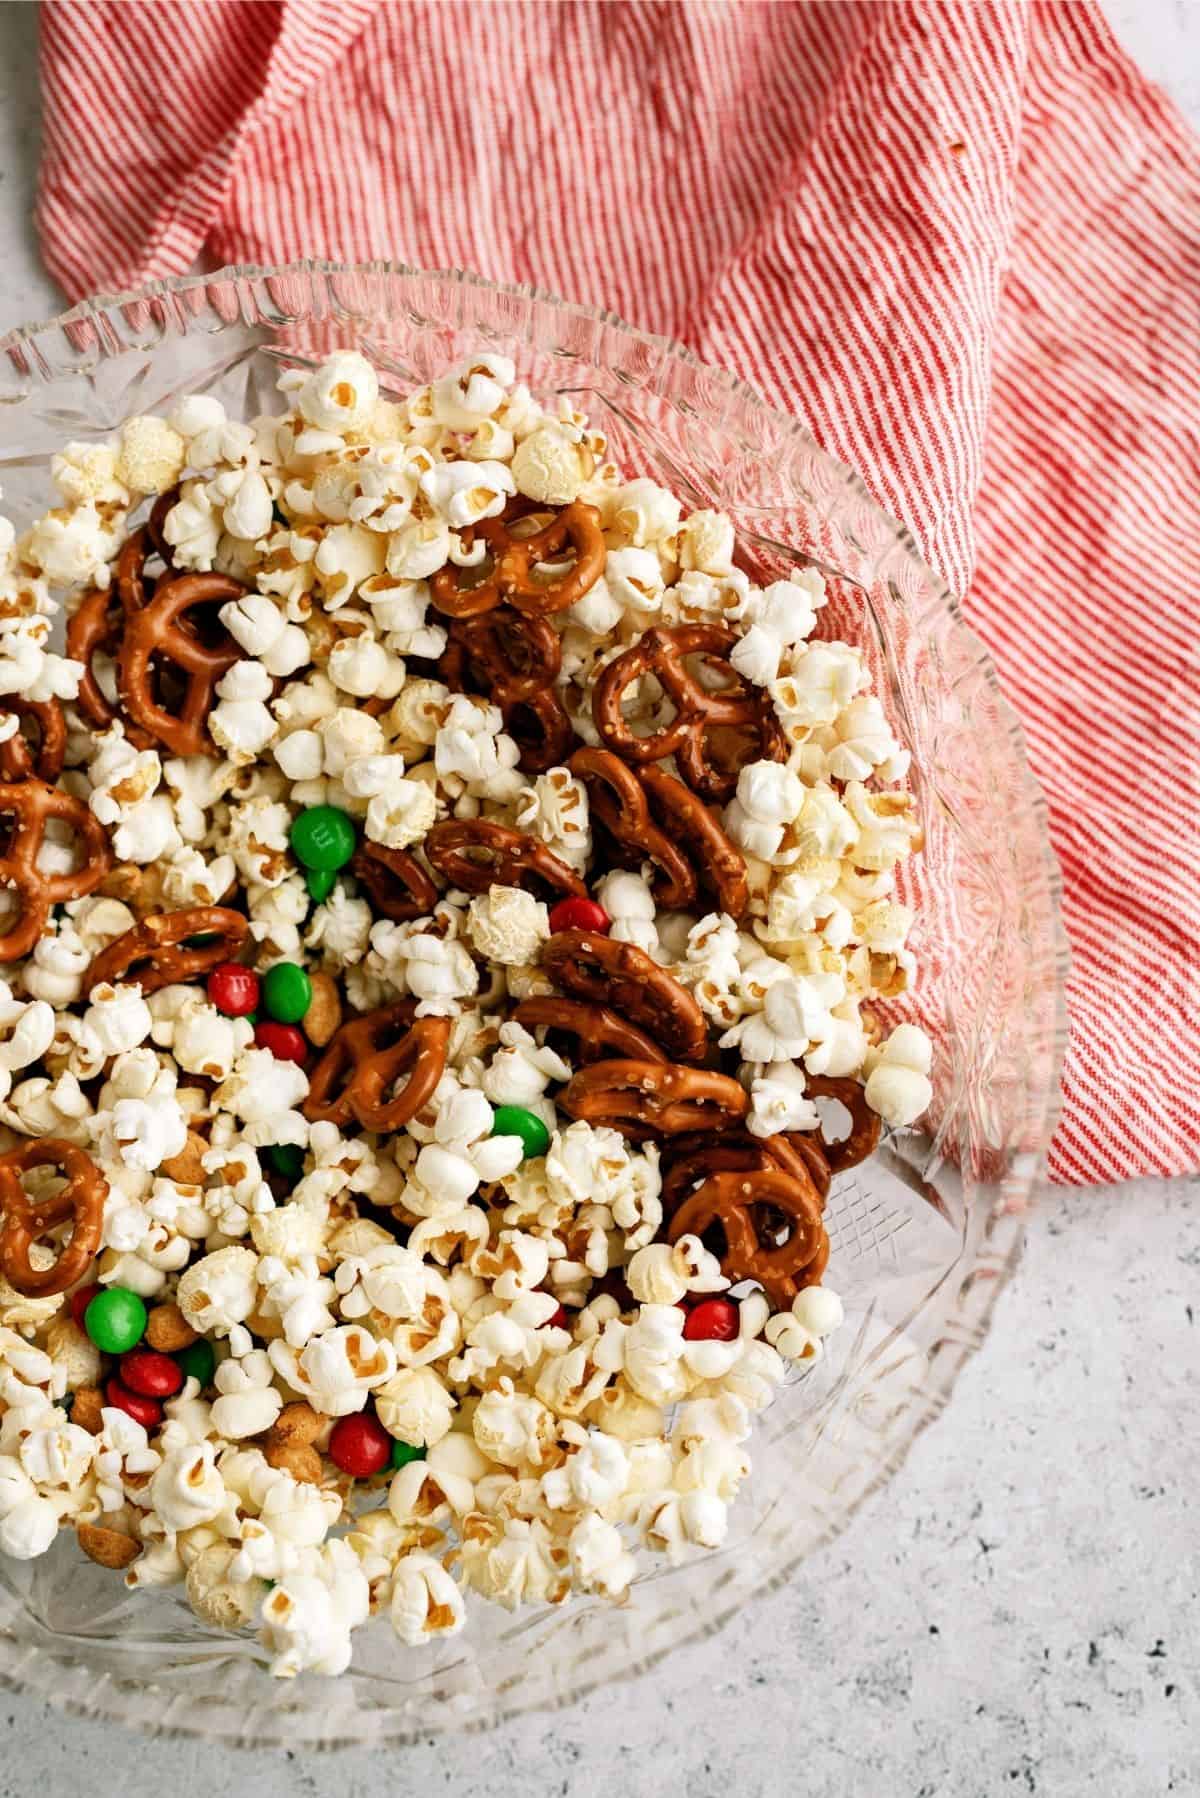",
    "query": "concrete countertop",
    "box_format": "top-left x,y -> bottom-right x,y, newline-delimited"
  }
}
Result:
0,4 -> 1196,1793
